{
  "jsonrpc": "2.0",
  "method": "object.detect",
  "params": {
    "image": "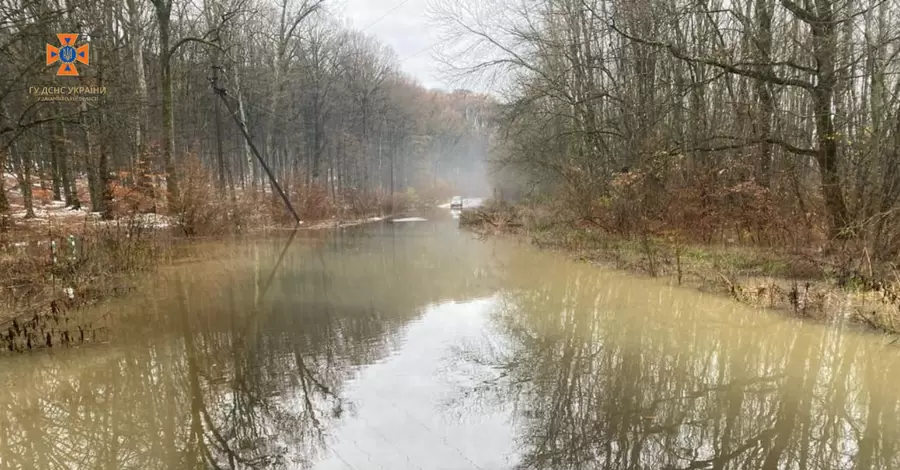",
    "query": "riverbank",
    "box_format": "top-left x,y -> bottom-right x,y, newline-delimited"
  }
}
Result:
460,201 -> 900,336
0,207 -> 407,352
